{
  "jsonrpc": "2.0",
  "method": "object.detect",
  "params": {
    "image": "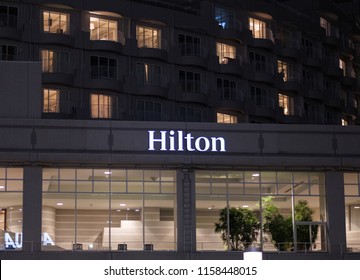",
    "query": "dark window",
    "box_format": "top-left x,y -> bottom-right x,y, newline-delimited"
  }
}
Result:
217,78 -> 236,100
178,34 -> 201,56
136,63 -> 161,86
136,100 -> 162,121
250,86 -> 274,109
179,107 -> 201,122
250,52 -> 266,73
90,56 -> 117,79
0,45 -> 17,61
0,6 -> 18,28
179,70 -> 201,93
